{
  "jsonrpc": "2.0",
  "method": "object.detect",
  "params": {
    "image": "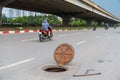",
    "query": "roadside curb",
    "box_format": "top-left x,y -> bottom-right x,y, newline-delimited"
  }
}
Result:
0,29 -> 88,35
0,29 -> 38,34
0,29 -> 63,35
